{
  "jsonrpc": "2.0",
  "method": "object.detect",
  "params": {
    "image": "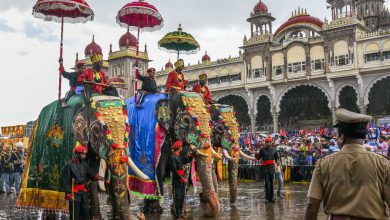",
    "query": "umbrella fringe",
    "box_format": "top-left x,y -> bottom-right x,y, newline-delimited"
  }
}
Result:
158,45 -> 201,56
33,12 -> 93,24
